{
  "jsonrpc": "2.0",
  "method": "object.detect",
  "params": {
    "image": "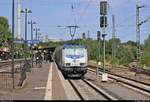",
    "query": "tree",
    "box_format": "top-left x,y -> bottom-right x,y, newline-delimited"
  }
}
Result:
126,40 -> 136,46
49,34 -> 141,67
0,16 -> 12,48
142,34 -> 150,67
144,34 -> 150,48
